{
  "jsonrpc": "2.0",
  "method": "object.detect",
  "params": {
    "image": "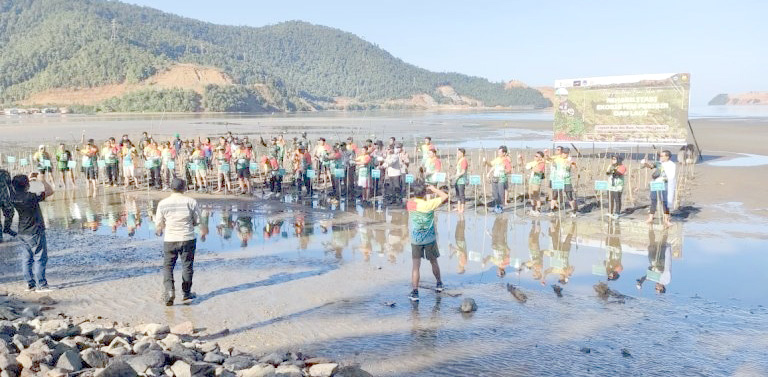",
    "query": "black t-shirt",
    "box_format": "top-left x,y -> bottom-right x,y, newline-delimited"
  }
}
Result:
11,191 -> 46,235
